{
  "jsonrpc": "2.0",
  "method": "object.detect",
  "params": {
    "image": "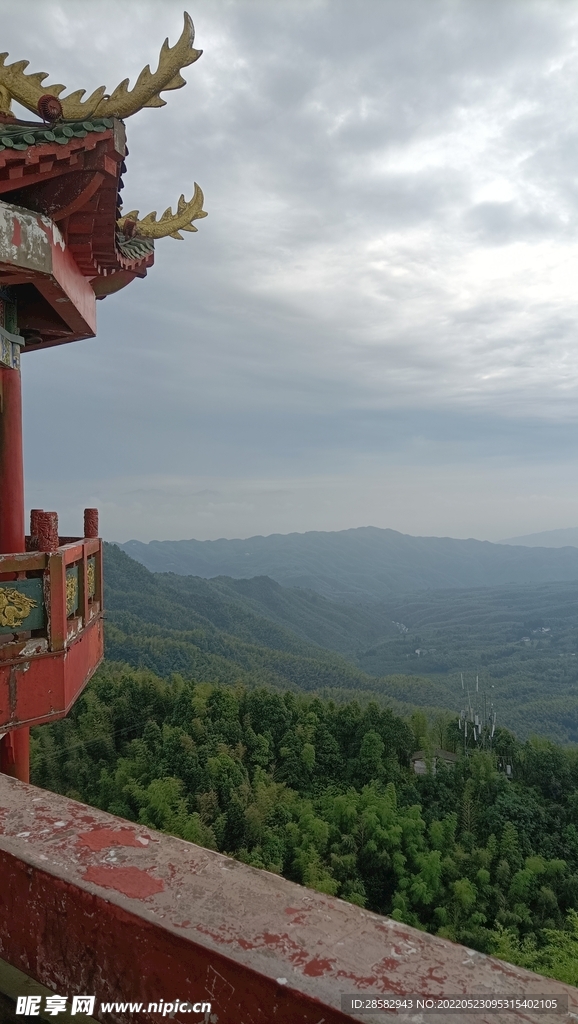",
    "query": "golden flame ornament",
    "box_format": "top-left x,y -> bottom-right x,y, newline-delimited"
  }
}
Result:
0,12 -> 201,119
117,185 -> 207,241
